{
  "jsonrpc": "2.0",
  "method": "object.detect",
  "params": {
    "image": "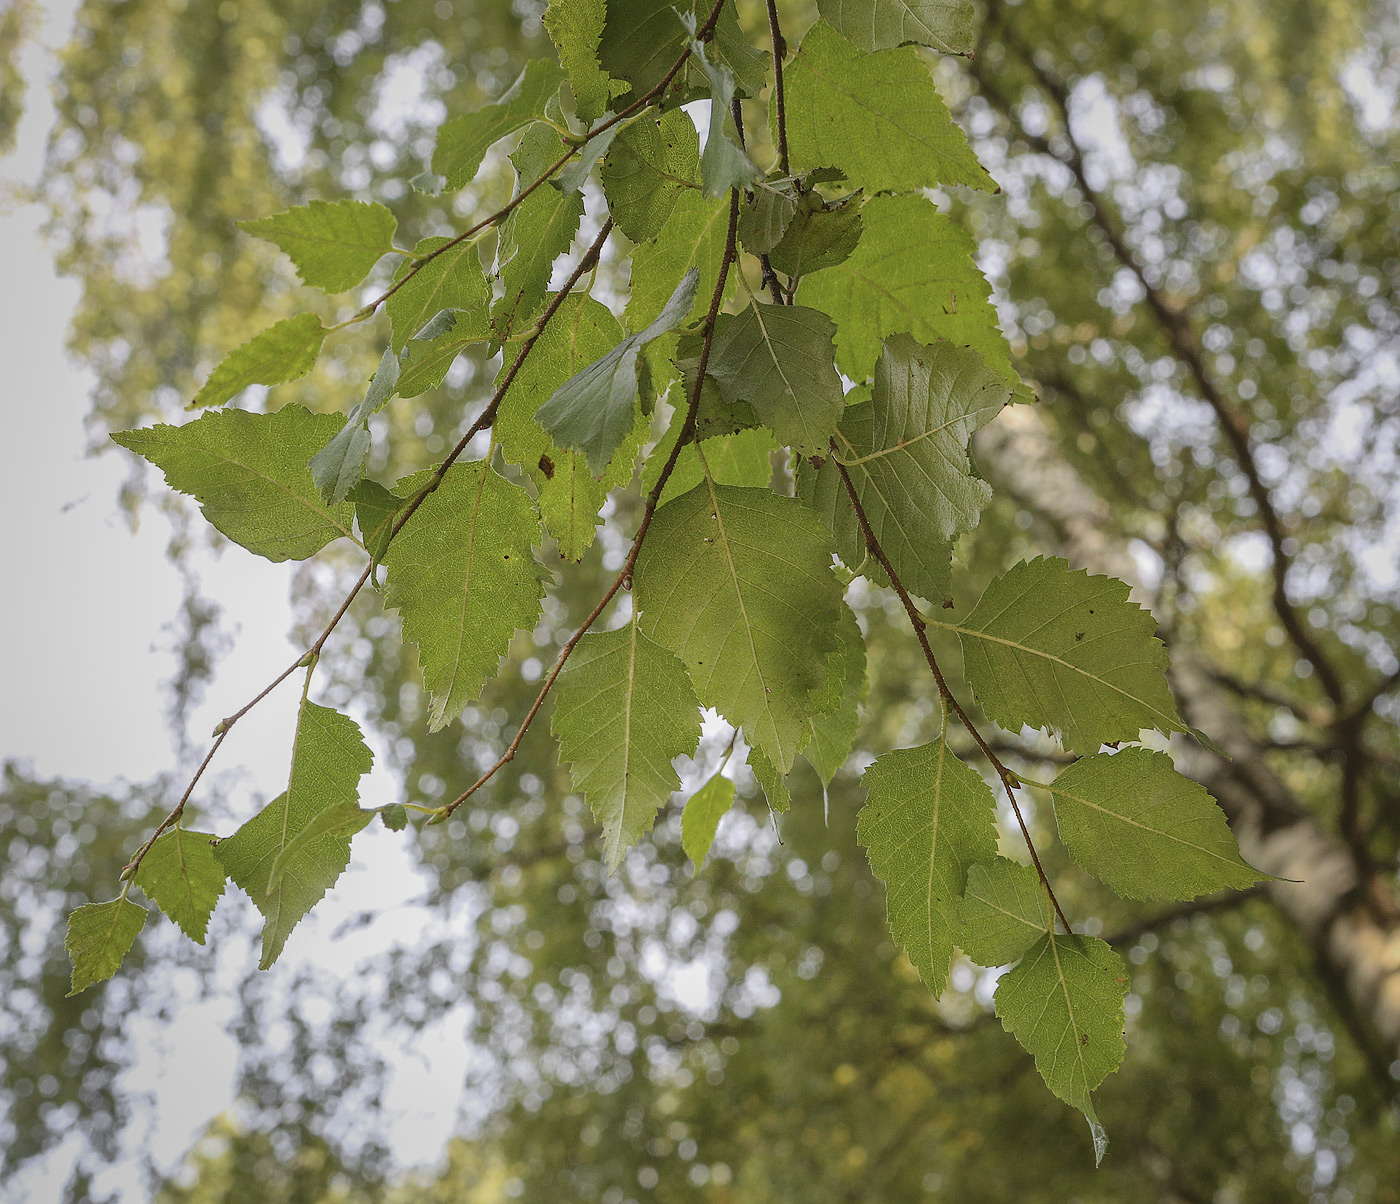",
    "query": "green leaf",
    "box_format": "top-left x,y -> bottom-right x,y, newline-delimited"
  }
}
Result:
544,0 -> 625,120
800,336 -> 1009,601
552,617 -> 702,869
768,192 -> 863,279
599,0 -> 766,100
749,743 -> 790,813
349,479 -> 402,572
787,22 -> 993,194
994,933 -> 1128,1163
387,236 -> 491,351
267,803 -> 374,892
642,421 -> 776,505
687,24 -> 761,198
738,185 -> 799,256
398,308 -> 494,398
310,346 -> 400,503
956,857 -> 1049,966
816,0 -> 976,55
214,701 -> 374,969
189,313 -> 327,410
497,292 -> 647,559
65,898 -> 147,995
380,803 -> 409,832
493,122 -> 586,340
238,199 -> 398,293
626,191 -> 736,388
704,303 -> 845,454
535,268 -> 698,476
600,108 -> 700,244
431,59 -> 566,190
634,481 -> 843,773
804,602 -> 867,786
112,406 -> 355,562
682,772 -> 736,865
1042,748 -> 1264,900
857,736 -> 998,994
133,828 -> 226,944
949,557 -> 1188,753
382,462 -> 548,731
798,194 -> 1021,392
